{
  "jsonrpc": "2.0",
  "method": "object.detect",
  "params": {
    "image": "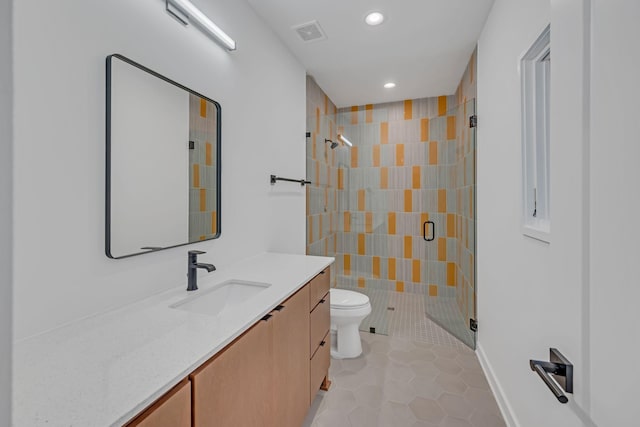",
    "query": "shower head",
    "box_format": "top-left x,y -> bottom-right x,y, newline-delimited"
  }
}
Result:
324,138 -> 339,149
